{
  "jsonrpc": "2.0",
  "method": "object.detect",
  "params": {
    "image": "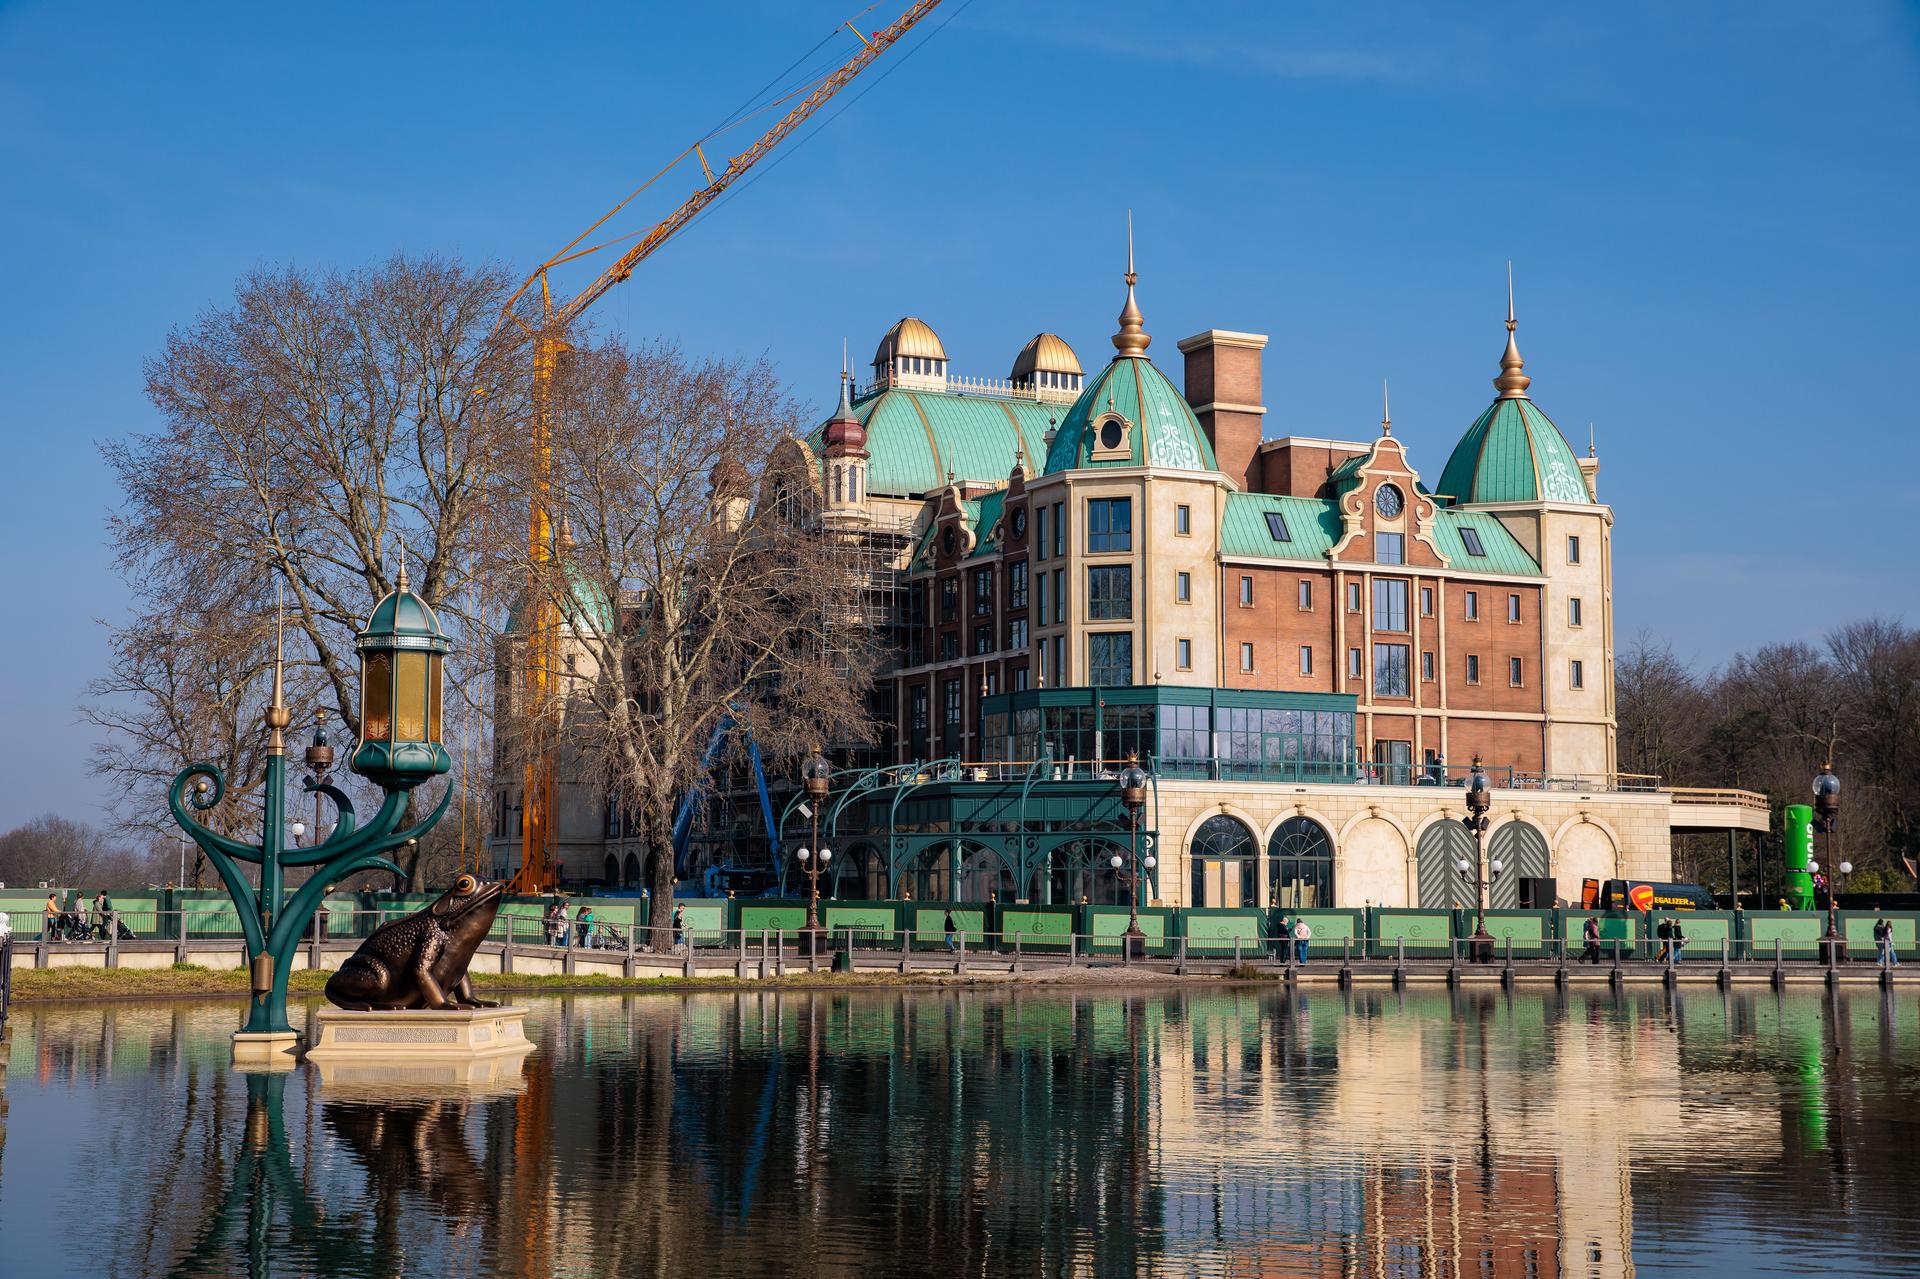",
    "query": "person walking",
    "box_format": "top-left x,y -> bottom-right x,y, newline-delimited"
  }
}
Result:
576,903 -> 596,949
1274,915 -> 1290,961
1655,918 -> 1672,962
672,904 -> 686,952
1292,917 -> 1312,965
944,909 -> 959,953
42,891 -> 59,942
1582,915 -> 1602,965
1874,917 -> 1900,969
1670,918 -> 1686,963
555,899 -> 572,948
